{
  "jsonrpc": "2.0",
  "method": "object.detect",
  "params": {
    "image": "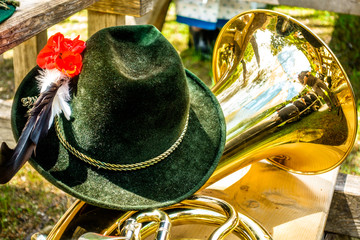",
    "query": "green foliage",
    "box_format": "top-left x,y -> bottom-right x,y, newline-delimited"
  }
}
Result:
267,5 -> 360,176
0,165 -> 73,239
328,14 -> 360,176
162,19 -> 190,53
269,5 -> 337,25
0,57 -> 14,99
329,14 -> 360,103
